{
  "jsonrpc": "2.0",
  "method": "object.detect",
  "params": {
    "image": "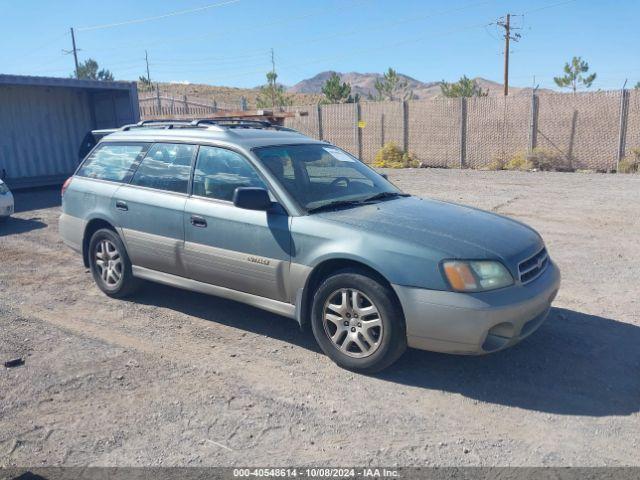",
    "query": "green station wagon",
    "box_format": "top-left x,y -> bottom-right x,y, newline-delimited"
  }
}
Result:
60,119 -> 560,372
